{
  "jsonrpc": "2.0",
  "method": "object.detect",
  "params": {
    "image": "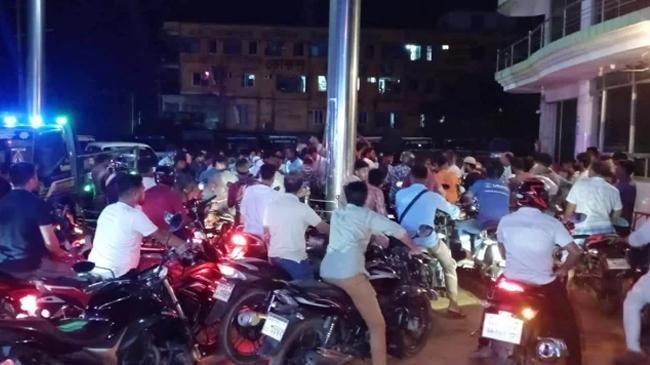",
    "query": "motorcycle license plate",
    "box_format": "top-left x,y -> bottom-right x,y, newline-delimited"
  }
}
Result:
606,258 -> 631,271
214,281 -> 235,302
482,312 -> 524,345
261,313 -> 289,342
